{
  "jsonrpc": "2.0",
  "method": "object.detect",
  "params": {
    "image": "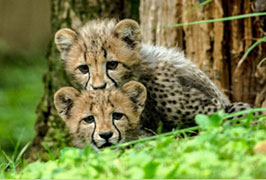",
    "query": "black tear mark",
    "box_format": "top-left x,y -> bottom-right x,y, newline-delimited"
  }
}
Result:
106,69 -> 118,87
85,72 -> 90,89
112,118 -> 122,142
91,121 -> 97,147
